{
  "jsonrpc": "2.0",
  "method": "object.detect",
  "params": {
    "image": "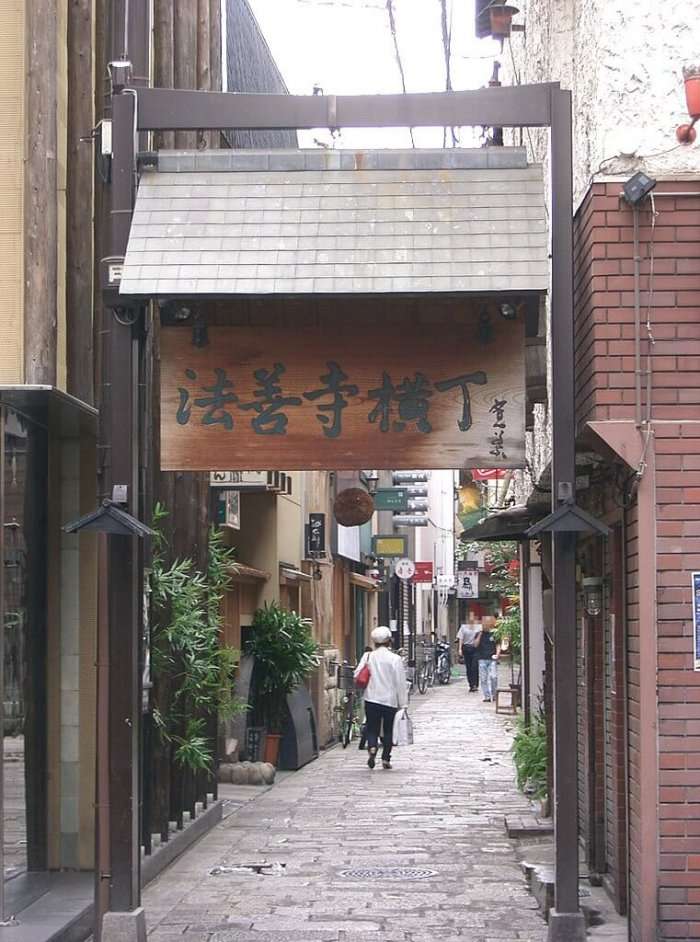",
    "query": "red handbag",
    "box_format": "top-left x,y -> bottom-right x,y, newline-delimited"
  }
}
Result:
355,656 -> 371,689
